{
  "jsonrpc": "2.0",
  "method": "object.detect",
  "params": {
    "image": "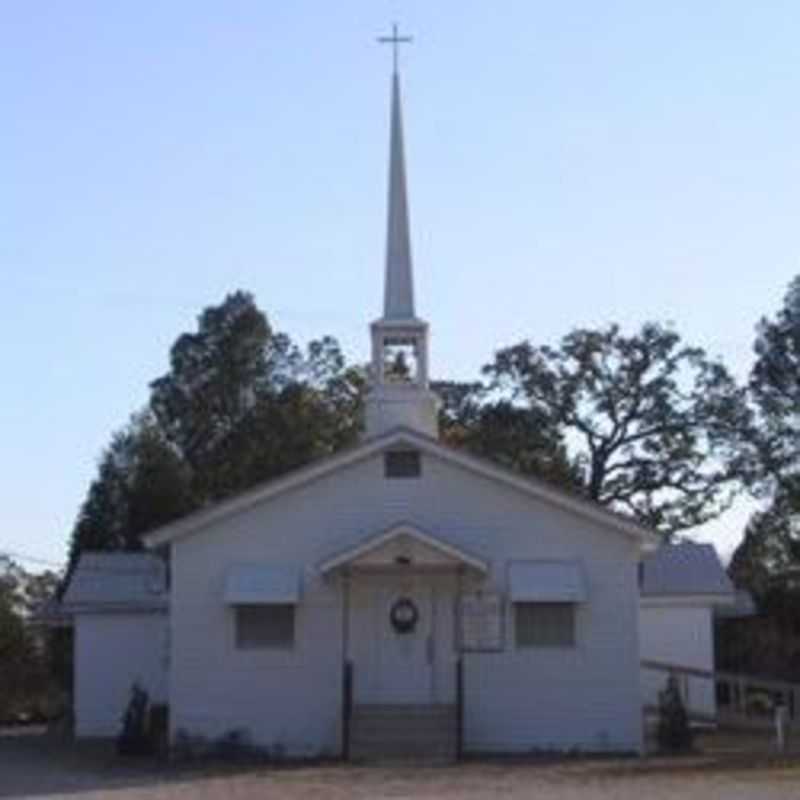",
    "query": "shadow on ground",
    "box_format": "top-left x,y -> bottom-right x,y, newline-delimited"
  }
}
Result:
0,727 -> 301,799
2,726 -> 800,799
